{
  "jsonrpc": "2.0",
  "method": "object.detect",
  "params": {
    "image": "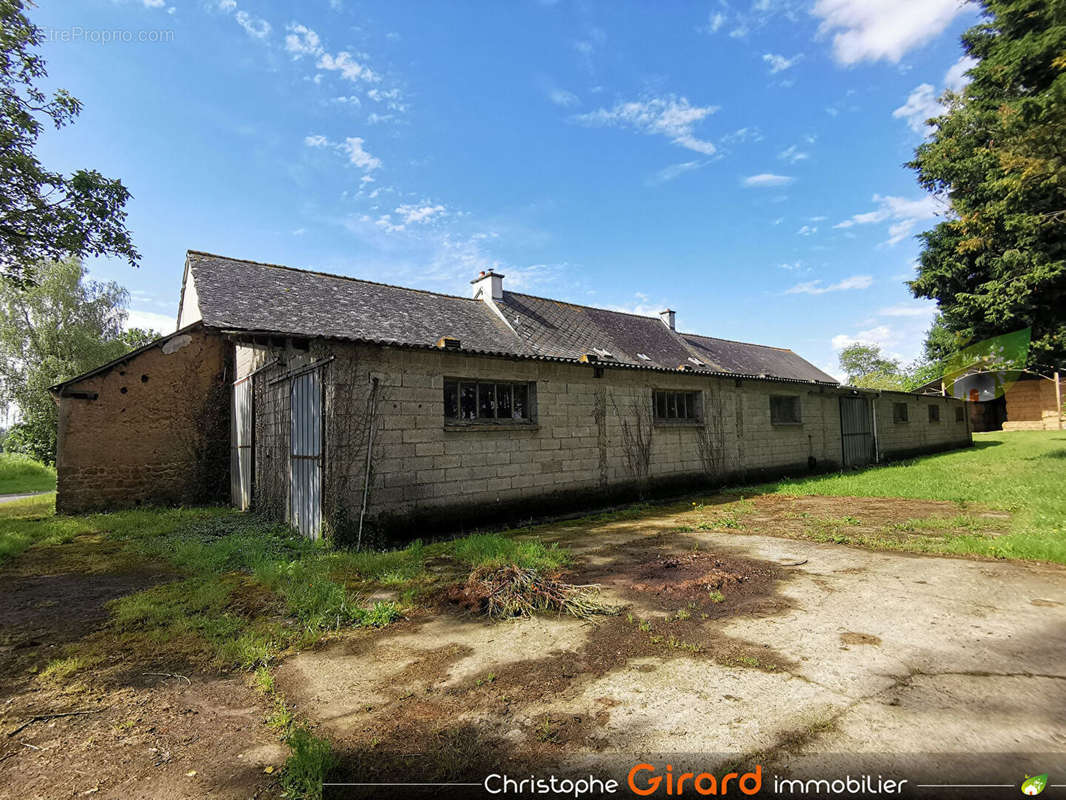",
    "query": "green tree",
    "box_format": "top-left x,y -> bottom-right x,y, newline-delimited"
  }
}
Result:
838,343 -> 908,390
0,259 -> 153,463
908,0 -> 1066,371
0,1 -> 138,285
